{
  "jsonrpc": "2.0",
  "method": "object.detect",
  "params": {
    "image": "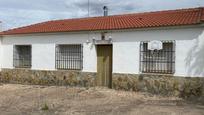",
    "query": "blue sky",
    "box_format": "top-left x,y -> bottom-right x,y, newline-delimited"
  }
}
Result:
0,0 -> 204,30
